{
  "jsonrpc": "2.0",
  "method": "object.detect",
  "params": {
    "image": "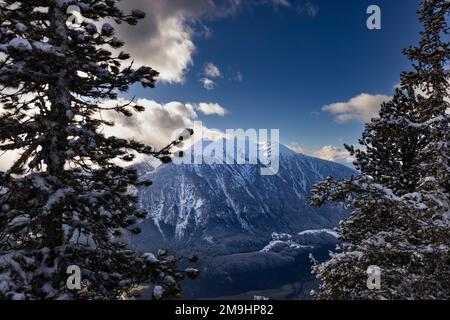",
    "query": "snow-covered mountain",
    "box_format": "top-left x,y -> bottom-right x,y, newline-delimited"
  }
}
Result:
129,138 -> 355,256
